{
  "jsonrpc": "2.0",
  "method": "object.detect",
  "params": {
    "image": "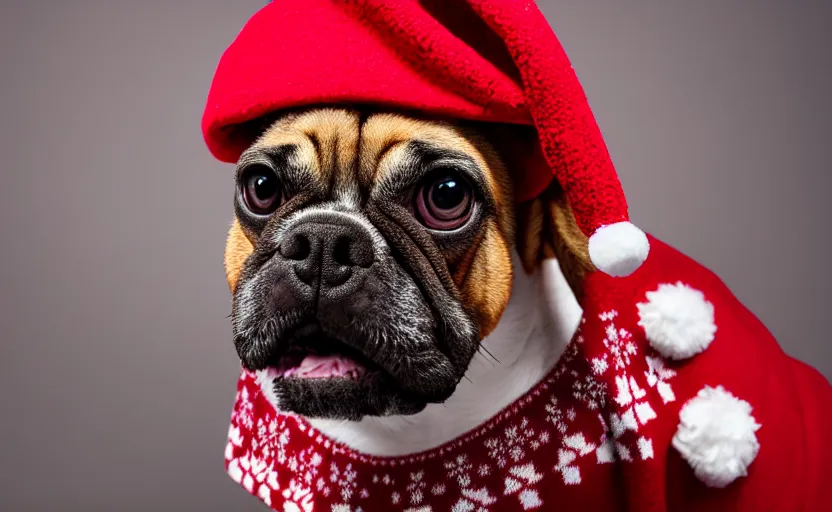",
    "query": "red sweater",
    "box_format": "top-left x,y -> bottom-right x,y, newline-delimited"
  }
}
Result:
224,236 -> 832,511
